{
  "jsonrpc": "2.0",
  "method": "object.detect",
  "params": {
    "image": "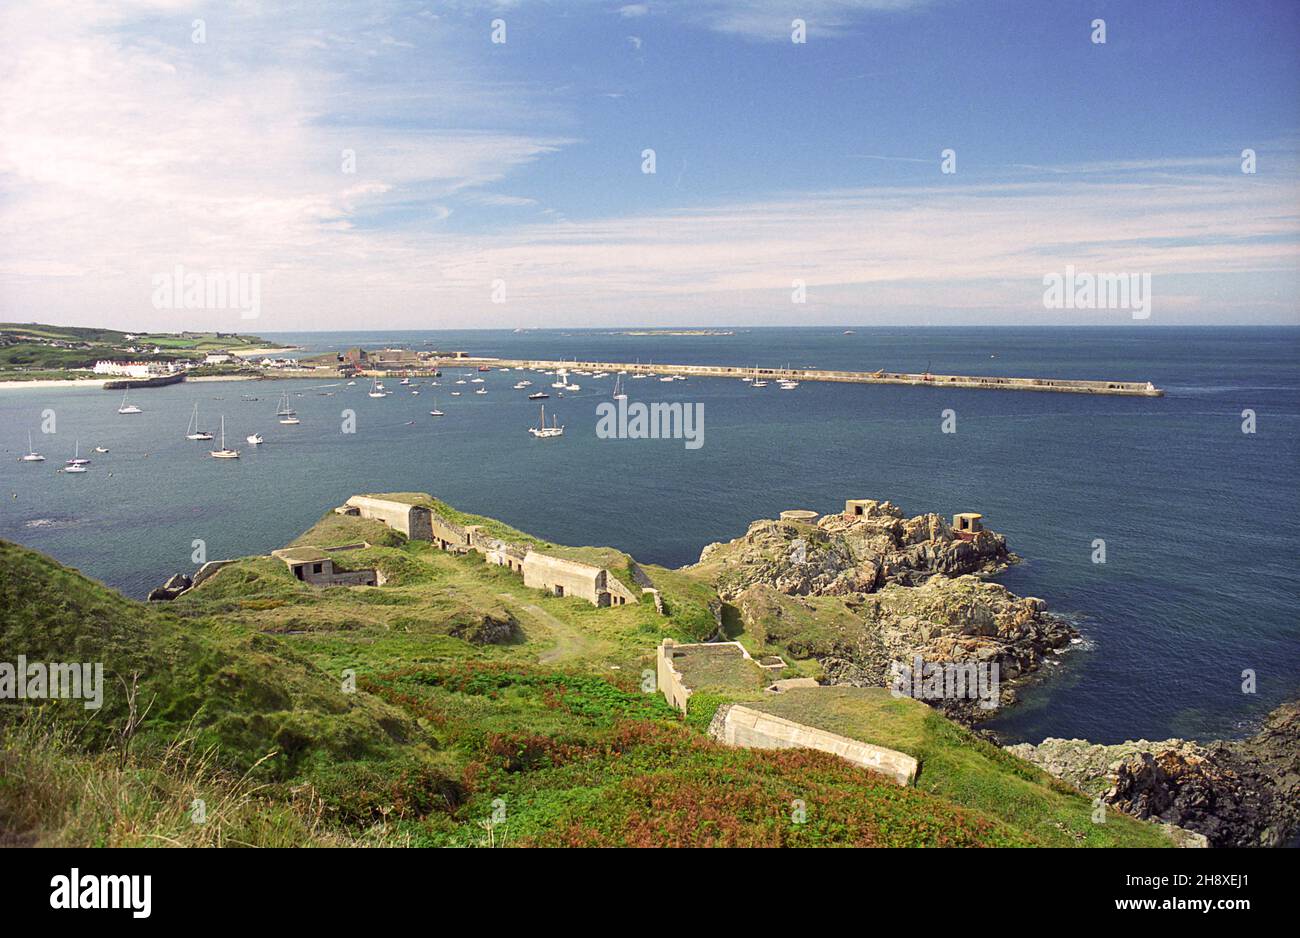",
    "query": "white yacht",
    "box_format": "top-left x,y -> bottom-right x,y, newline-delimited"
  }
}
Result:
246,433 -> 264,445
66,440 -> 90,466
528,405 -> 564,438
20,431 -> 45,462
94,446 -> 109,454
209,417 -> 240,459
368,378 -> 386,399
429,399 -> 445,417
186,402 -> 214,440
475,387 -> 487,395
117,391 -> 141,414
276,391 -> 298,416
612,376 -> 627,400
